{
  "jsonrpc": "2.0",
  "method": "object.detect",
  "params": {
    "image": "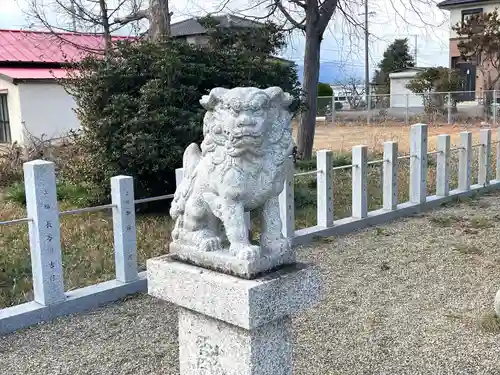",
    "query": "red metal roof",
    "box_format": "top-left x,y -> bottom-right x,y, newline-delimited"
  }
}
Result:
0,29 -> 131,64
0,67 -> 71,81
